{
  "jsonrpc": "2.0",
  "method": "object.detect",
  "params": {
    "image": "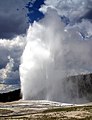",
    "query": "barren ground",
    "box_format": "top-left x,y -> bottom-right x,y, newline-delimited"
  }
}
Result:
0,100 -> 92,120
